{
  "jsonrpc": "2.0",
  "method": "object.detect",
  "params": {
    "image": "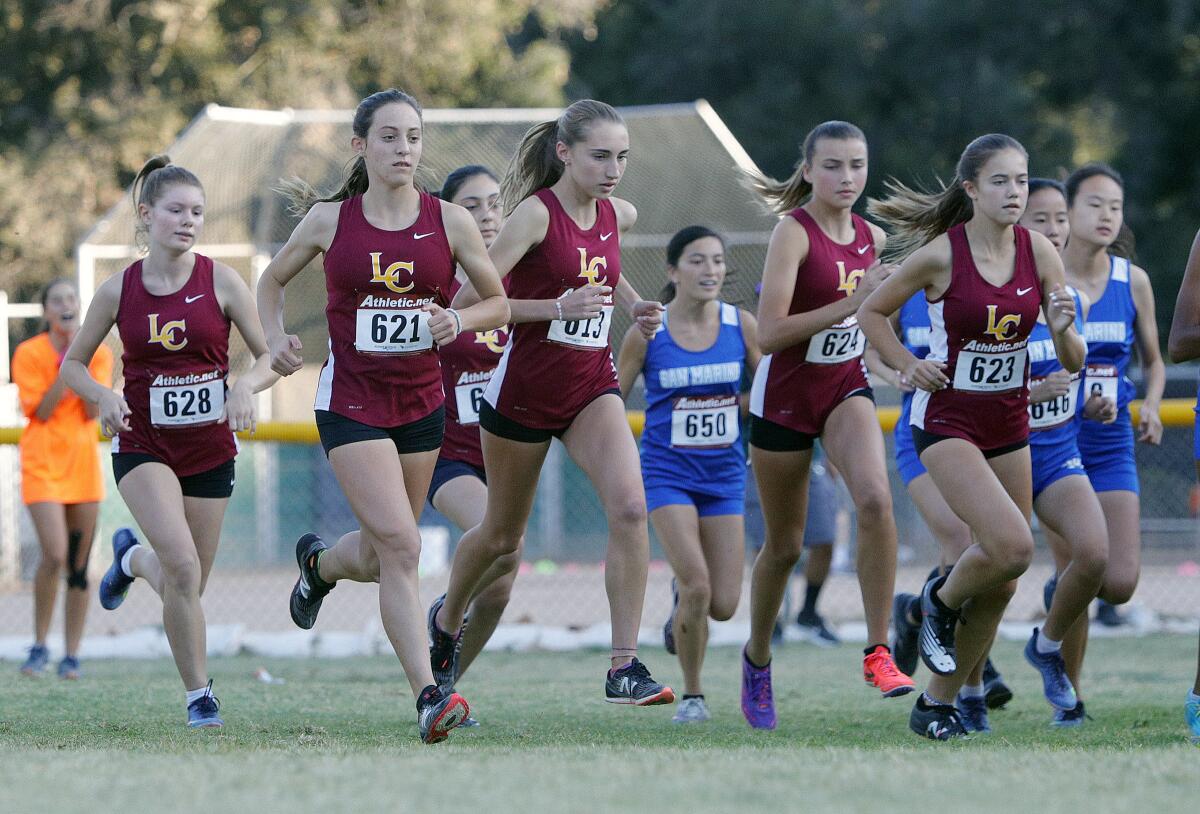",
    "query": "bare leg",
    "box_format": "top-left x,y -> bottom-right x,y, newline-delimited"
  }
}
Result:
822,396 -> 897,647
26,502 -> 67,647
62,502 -> 99,657
1034,477 -> 1108,643
745,445 -> 812,667
905,474 -> 973,568
560,394 -> 651,667
652,504 -> 708,696
1095,490 -> 1140,606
